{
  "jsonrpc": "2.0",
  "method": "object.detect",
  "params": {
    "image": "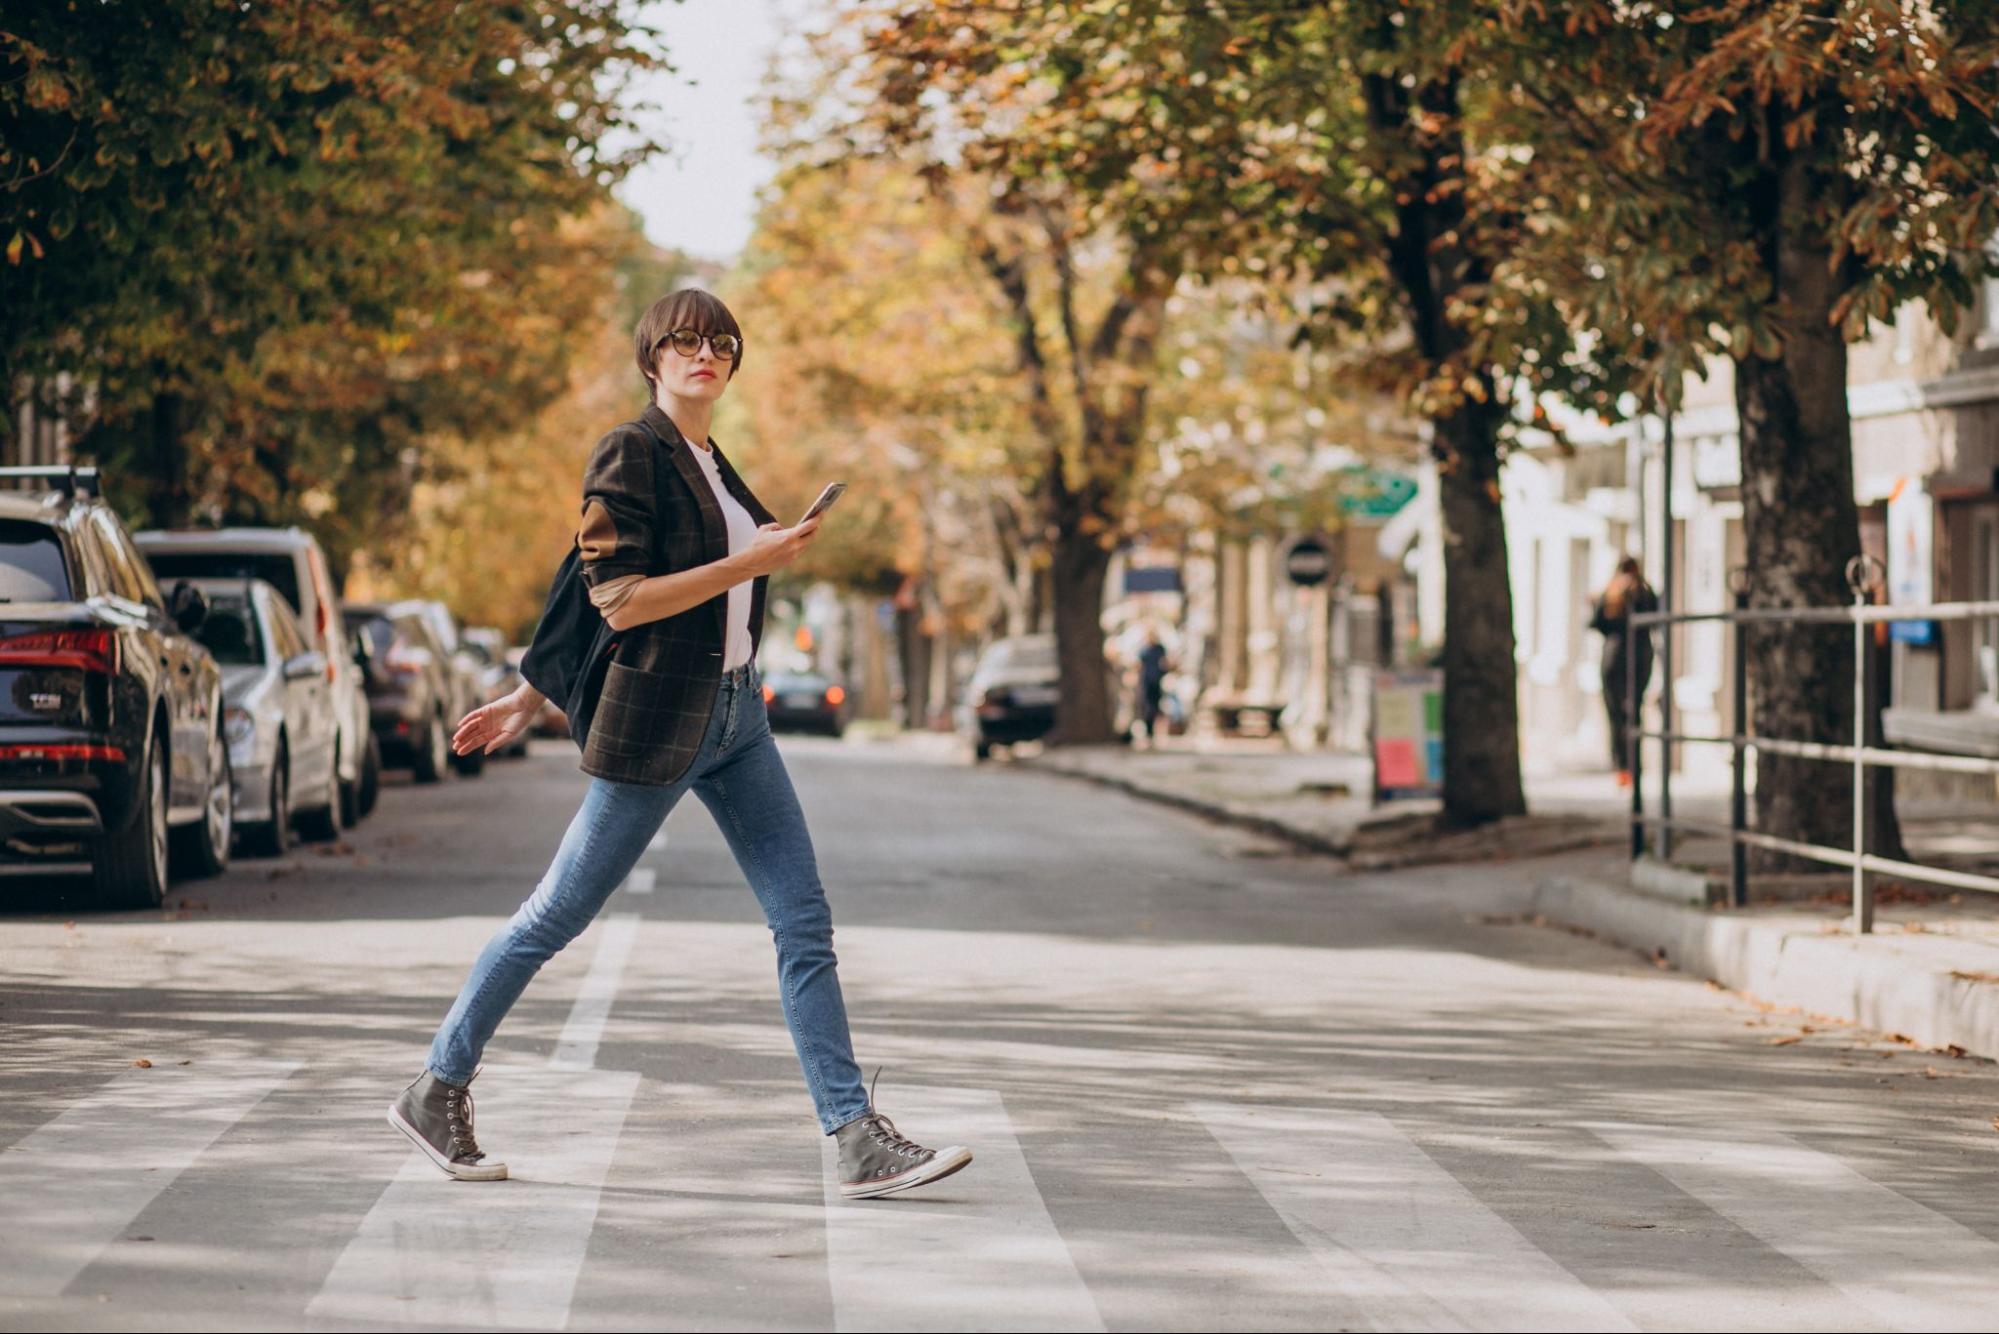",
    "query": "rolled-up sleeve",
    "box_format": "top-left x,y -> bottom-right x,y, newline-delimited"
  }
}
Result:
577,428 -> 658,592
